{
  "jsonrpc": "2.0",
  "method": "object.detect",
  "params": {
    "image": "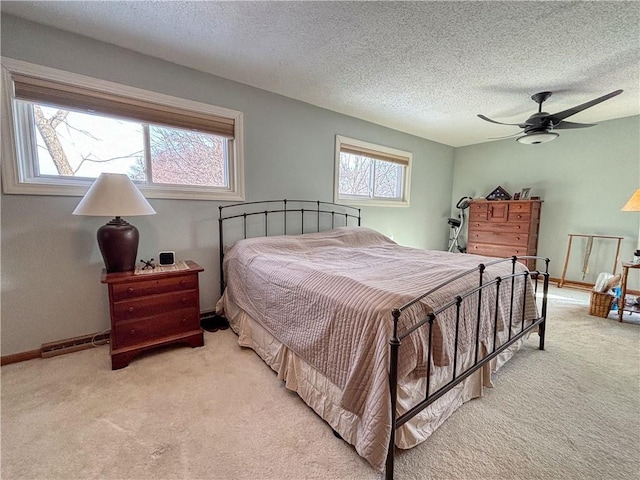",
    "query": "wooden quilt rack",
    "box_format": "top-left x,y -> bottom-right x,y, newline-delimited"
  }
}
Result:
558,234 -> 623,288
